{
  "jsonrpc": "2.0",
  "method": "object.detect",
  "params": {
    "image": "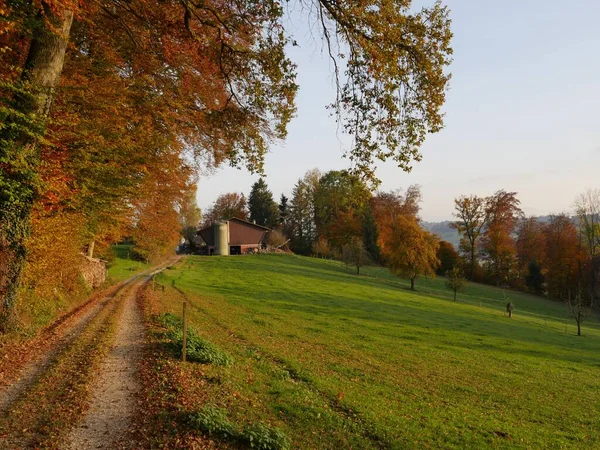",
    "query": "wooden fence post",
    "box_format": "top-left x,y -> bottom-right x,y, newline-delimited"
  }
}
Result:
182,301 -> 187,362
